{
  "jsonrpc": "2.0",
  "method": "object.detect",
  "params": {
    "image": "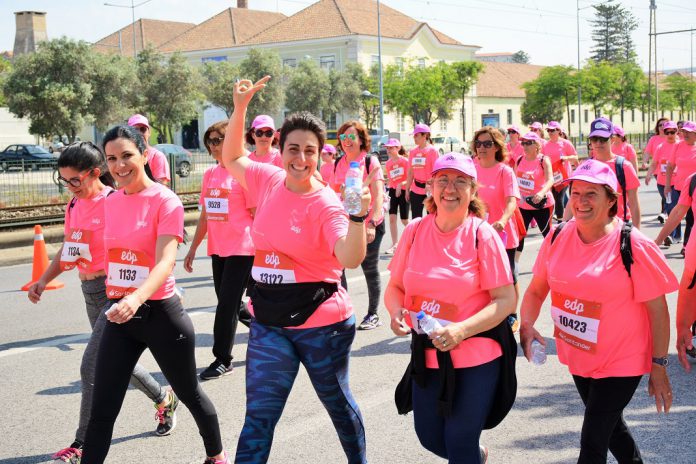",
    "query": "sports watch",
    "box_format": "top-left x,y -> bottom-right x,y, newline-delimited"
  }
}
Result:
651,356 -> 669,367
